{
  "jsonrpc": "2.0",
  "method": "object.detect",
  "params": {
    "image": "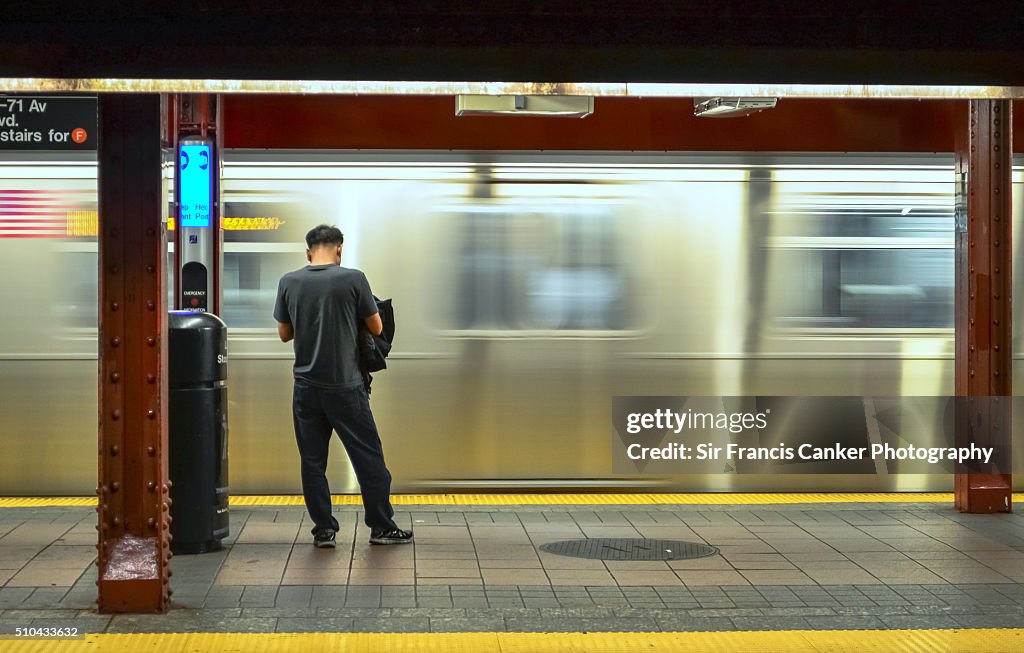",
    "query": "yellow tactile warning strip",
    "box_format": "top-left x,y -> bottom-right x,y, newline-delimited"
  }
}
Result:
345,492 -> 984,506
0,497 -> 98,508
3,493 -> 1024,508
2,630 -> 1024,653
